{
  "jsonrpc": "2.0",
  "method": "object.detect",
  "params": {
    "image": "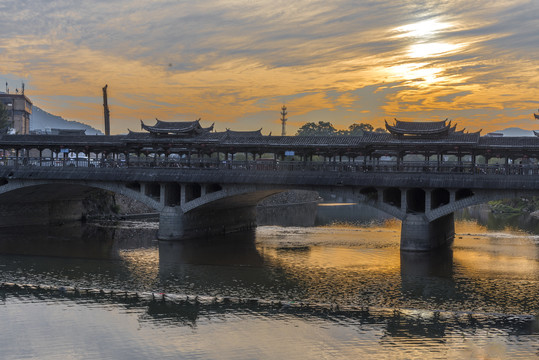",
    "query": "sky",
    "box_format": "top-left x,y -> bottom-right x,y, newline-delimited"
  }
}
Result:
1,0 -> 538,135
